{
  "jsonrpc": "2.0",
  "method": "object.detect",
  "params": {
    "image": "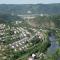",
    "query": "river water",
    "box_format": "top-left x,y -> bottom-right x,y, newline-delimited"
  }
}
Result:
47,33 -> 60,55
